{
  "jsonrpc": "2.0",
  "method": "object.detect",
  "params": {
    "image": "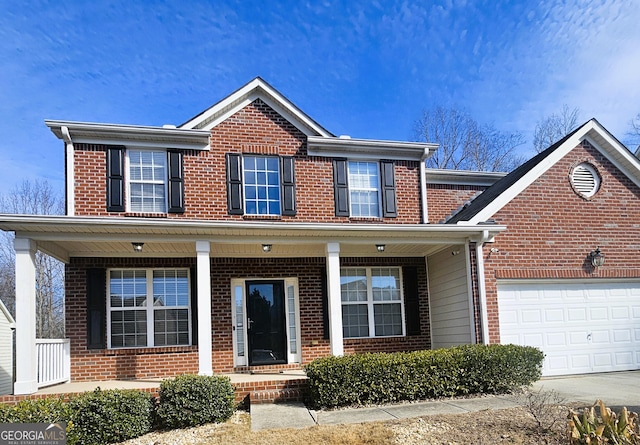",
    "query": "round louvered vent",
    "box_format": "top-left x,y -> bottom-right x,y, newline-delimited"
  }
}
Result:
571,163 -> 600,197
